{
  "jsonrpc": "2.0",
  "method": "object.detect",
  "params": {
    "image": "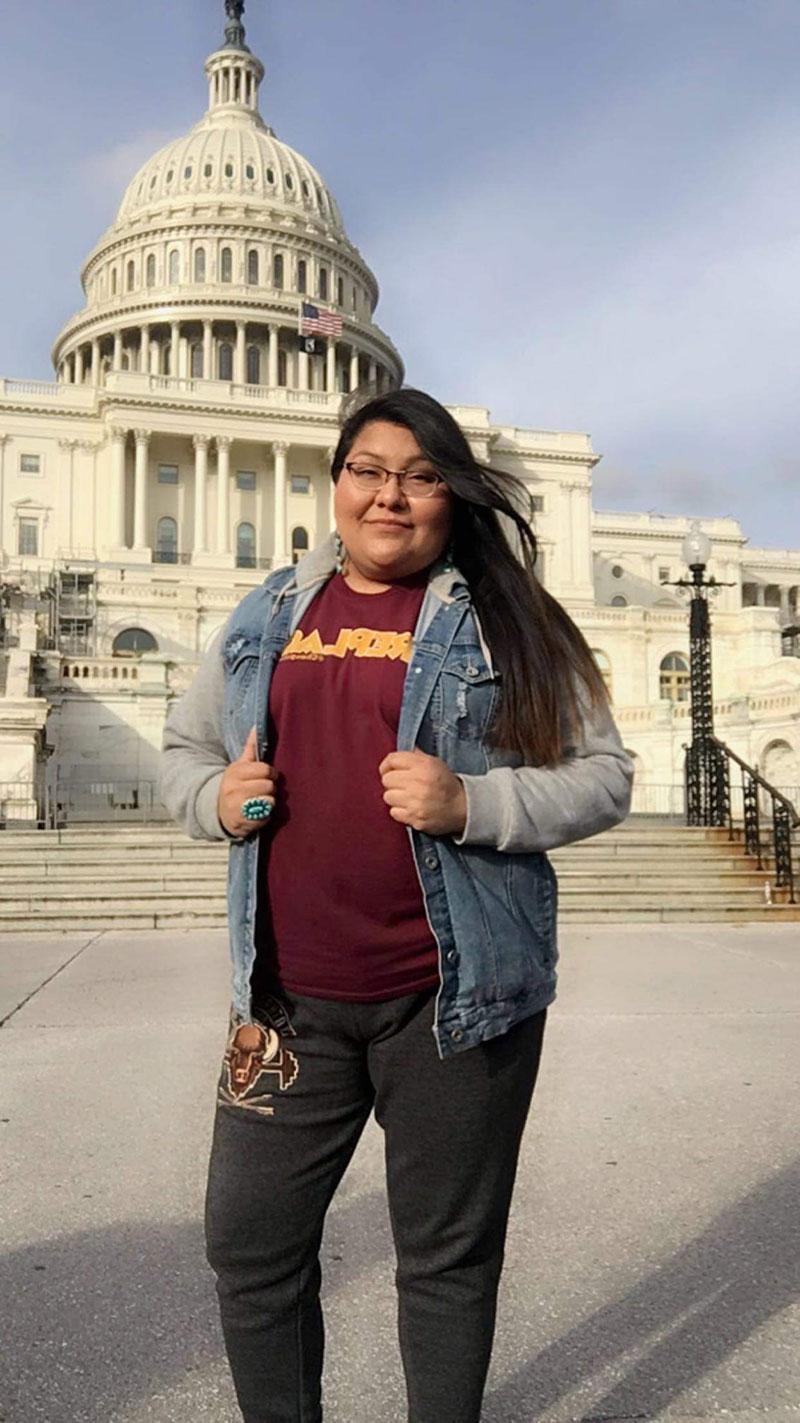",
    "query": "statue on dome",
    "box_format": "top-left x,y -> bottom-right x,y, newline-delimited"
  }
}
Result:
223,0 -> 248,49
225,0 -> 245,20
